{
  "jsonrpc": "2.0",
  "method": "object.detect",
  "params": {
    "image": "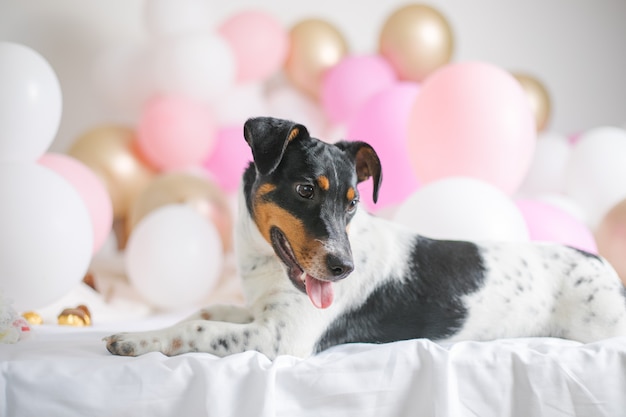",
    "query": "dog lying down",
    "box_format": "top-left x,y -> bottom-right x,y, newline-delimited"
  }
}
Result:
105,116 -> 626,359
